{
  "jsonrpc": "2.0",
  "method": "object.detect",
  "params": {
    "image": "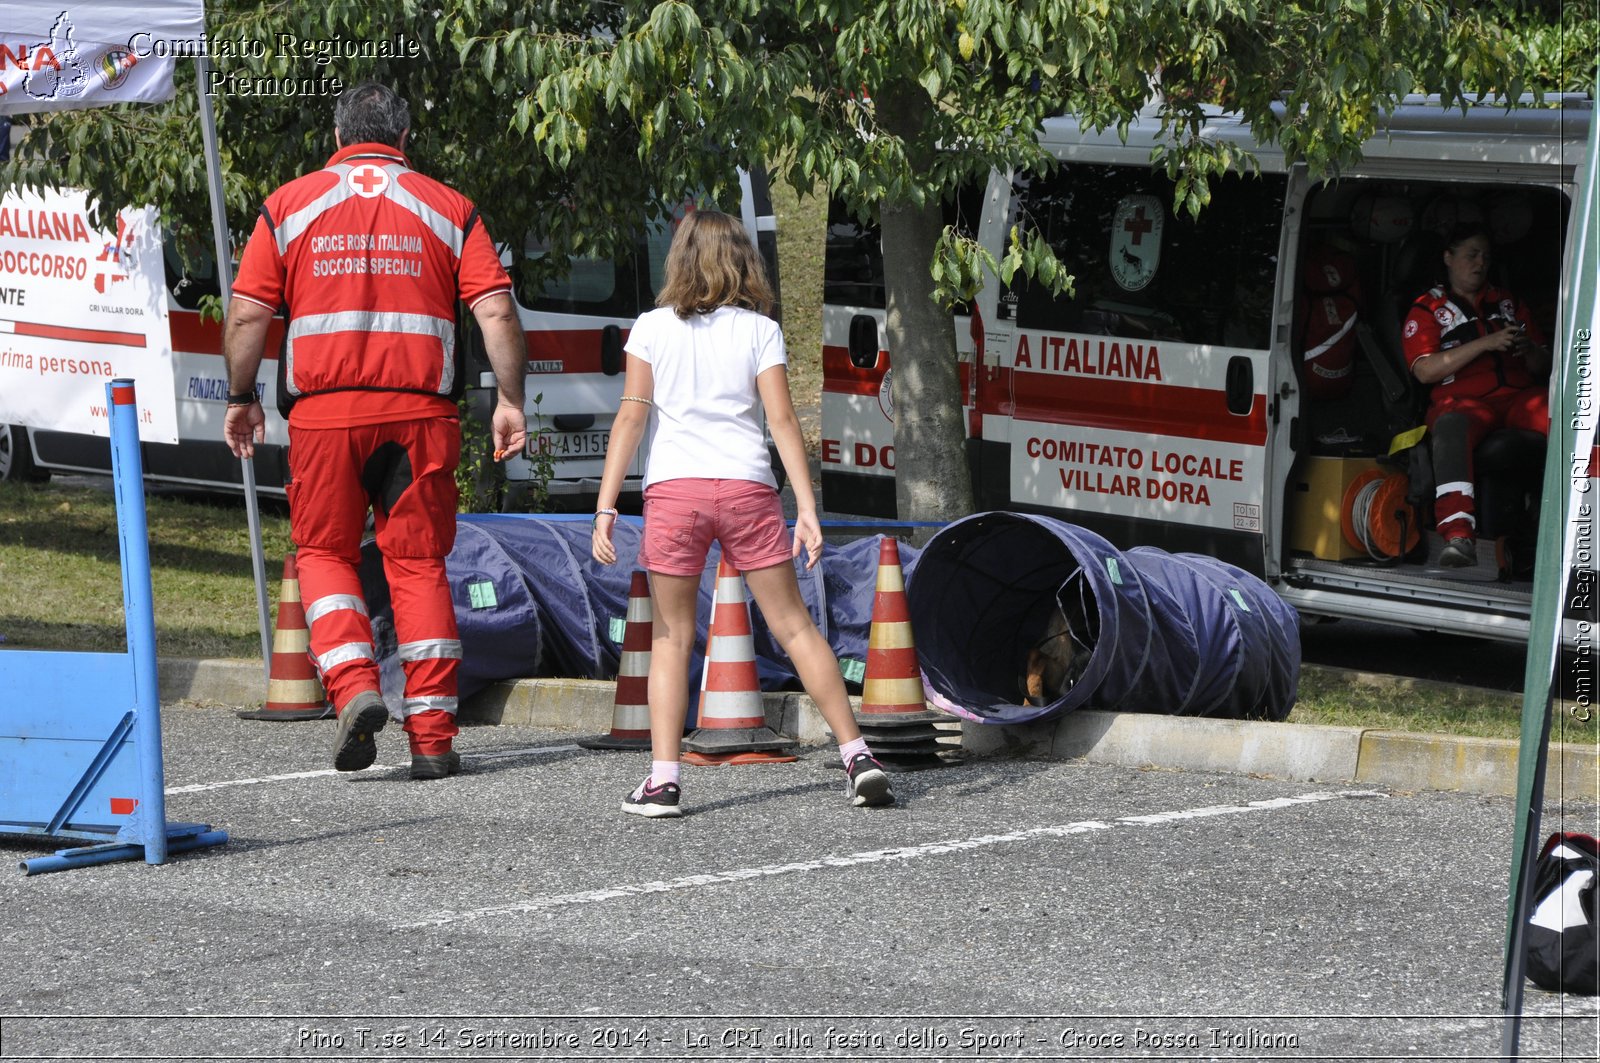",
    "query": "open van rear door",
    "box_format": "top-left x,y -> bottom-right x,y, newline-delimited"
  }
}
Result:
984,164 -> 1289,574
